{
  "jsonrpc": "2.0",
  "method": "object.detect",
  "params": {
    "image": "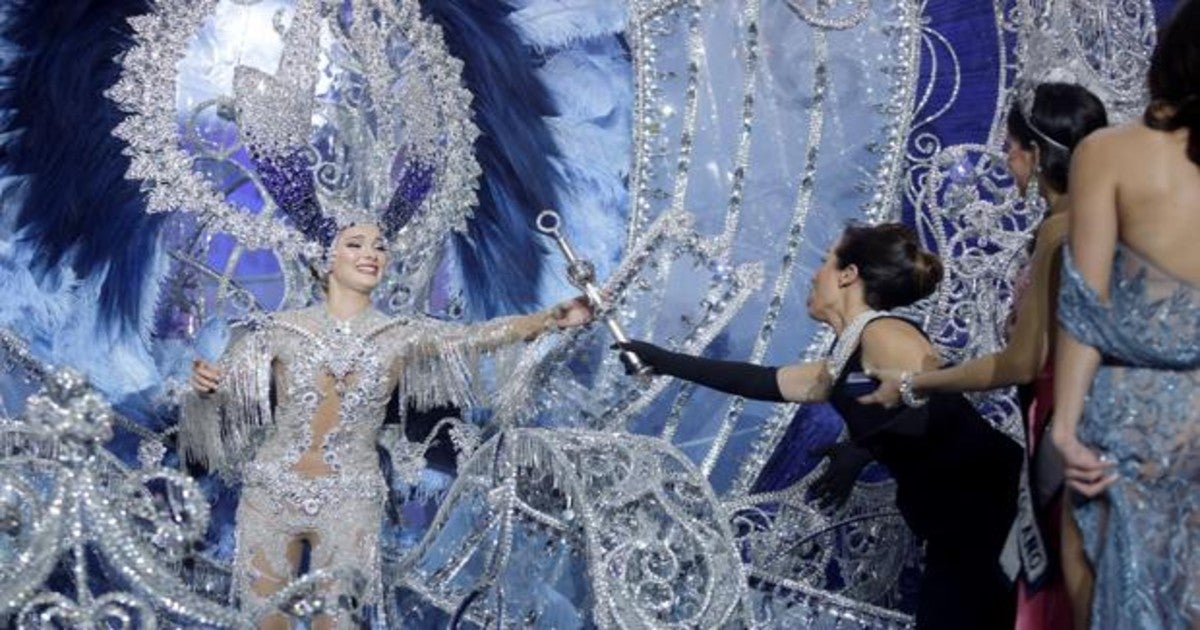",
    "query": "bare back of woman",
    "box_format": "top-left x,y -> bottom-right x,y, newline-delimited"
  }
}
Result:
1102,122 -> 1200,283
